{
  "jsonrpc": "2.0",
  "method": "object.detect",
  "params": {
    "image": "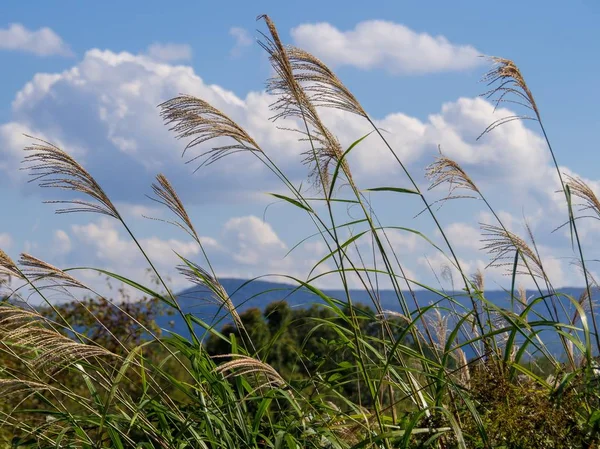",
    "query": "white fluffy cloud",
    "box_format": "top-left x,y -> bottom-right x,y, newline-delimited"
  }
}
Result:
0,47 -> 555,208
229,27 -> 252,57
0,48 -> 289,203
0,23 -> 72,56
291,20 -> 481,74
54,214 -> 310,293
1,41 -> 596,290
145,43 -> 192,62
223,216 -> 287,265
445,222 -> 482,251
